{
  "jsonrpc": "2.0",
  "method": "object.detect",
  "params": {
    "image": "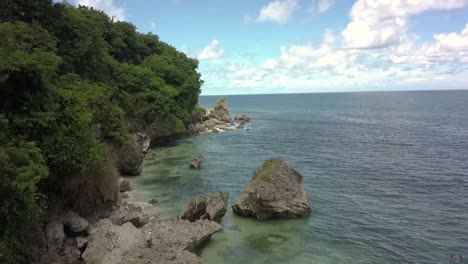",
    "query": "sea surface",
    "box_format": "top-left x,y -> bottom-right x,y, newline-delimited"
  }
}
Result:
129,90 -> 468,264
